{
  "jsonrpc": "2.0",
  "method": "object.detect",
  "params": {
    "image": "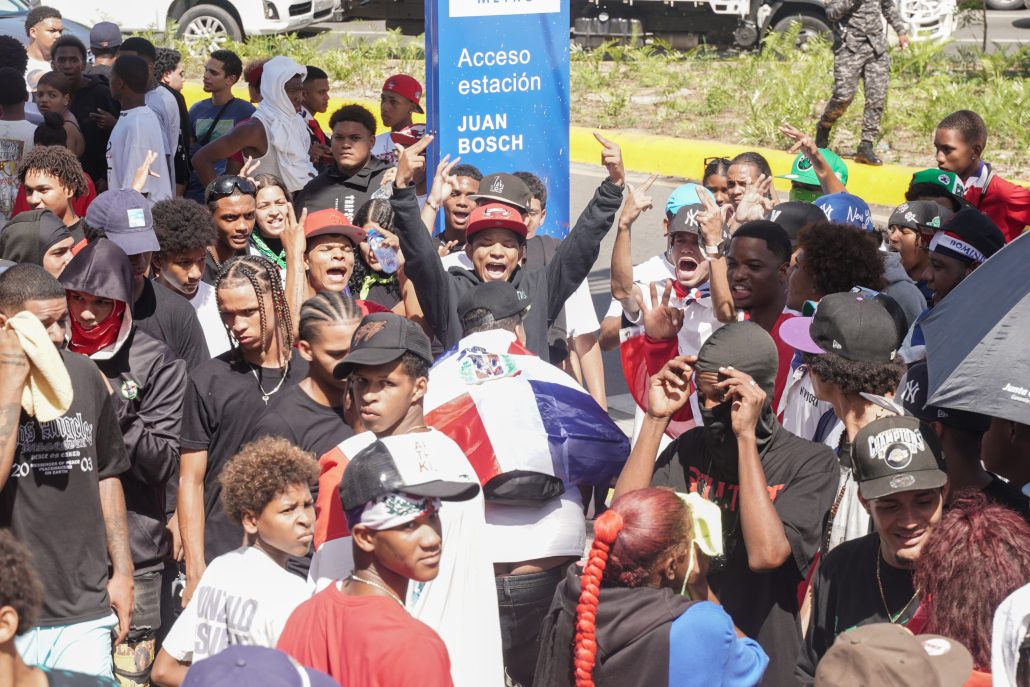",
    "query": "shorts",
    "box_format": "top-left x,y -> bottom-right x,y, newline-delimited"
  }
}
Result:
17,612 -> 118,680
